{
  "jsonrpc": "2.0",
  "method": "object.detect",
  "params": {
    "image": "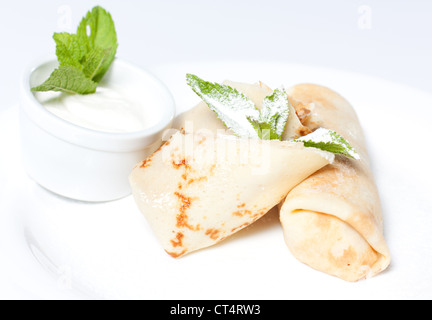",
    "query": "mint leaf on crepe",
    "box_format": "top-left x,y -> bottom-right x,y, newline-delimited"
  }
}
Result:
247,120 -> 276,140
186,74 -> 261,139
31,66 -> 97,95
294,128 -> 360,160
31,6 -> 117,94
186,74 -> 359,159
247,87 -> 290,140
186,74 -> 292,140
77,6 -> 118,83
